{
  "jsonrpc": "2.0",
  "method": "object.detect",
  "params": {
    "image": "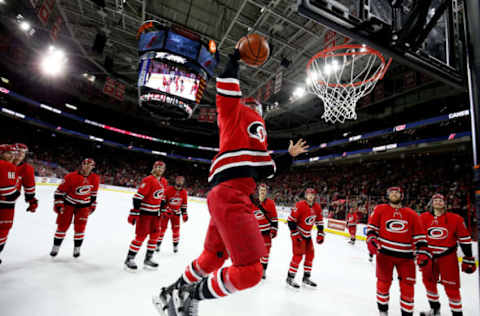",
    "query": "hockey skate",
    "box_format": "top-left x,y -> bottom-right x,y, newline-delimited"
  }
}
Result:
302,276 -> 317,288
73,247 -> 81,258
286,276 -> 300,290
173,244 -> 178,253
368,254 -> 374,262
169,285 -> 199,316
124,257 -> 138,272
419,310 -> 440,316
153,278 -> 185,316
144,258 -> 159,270
379,312 -> 388,316
50,245 -> 60,257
